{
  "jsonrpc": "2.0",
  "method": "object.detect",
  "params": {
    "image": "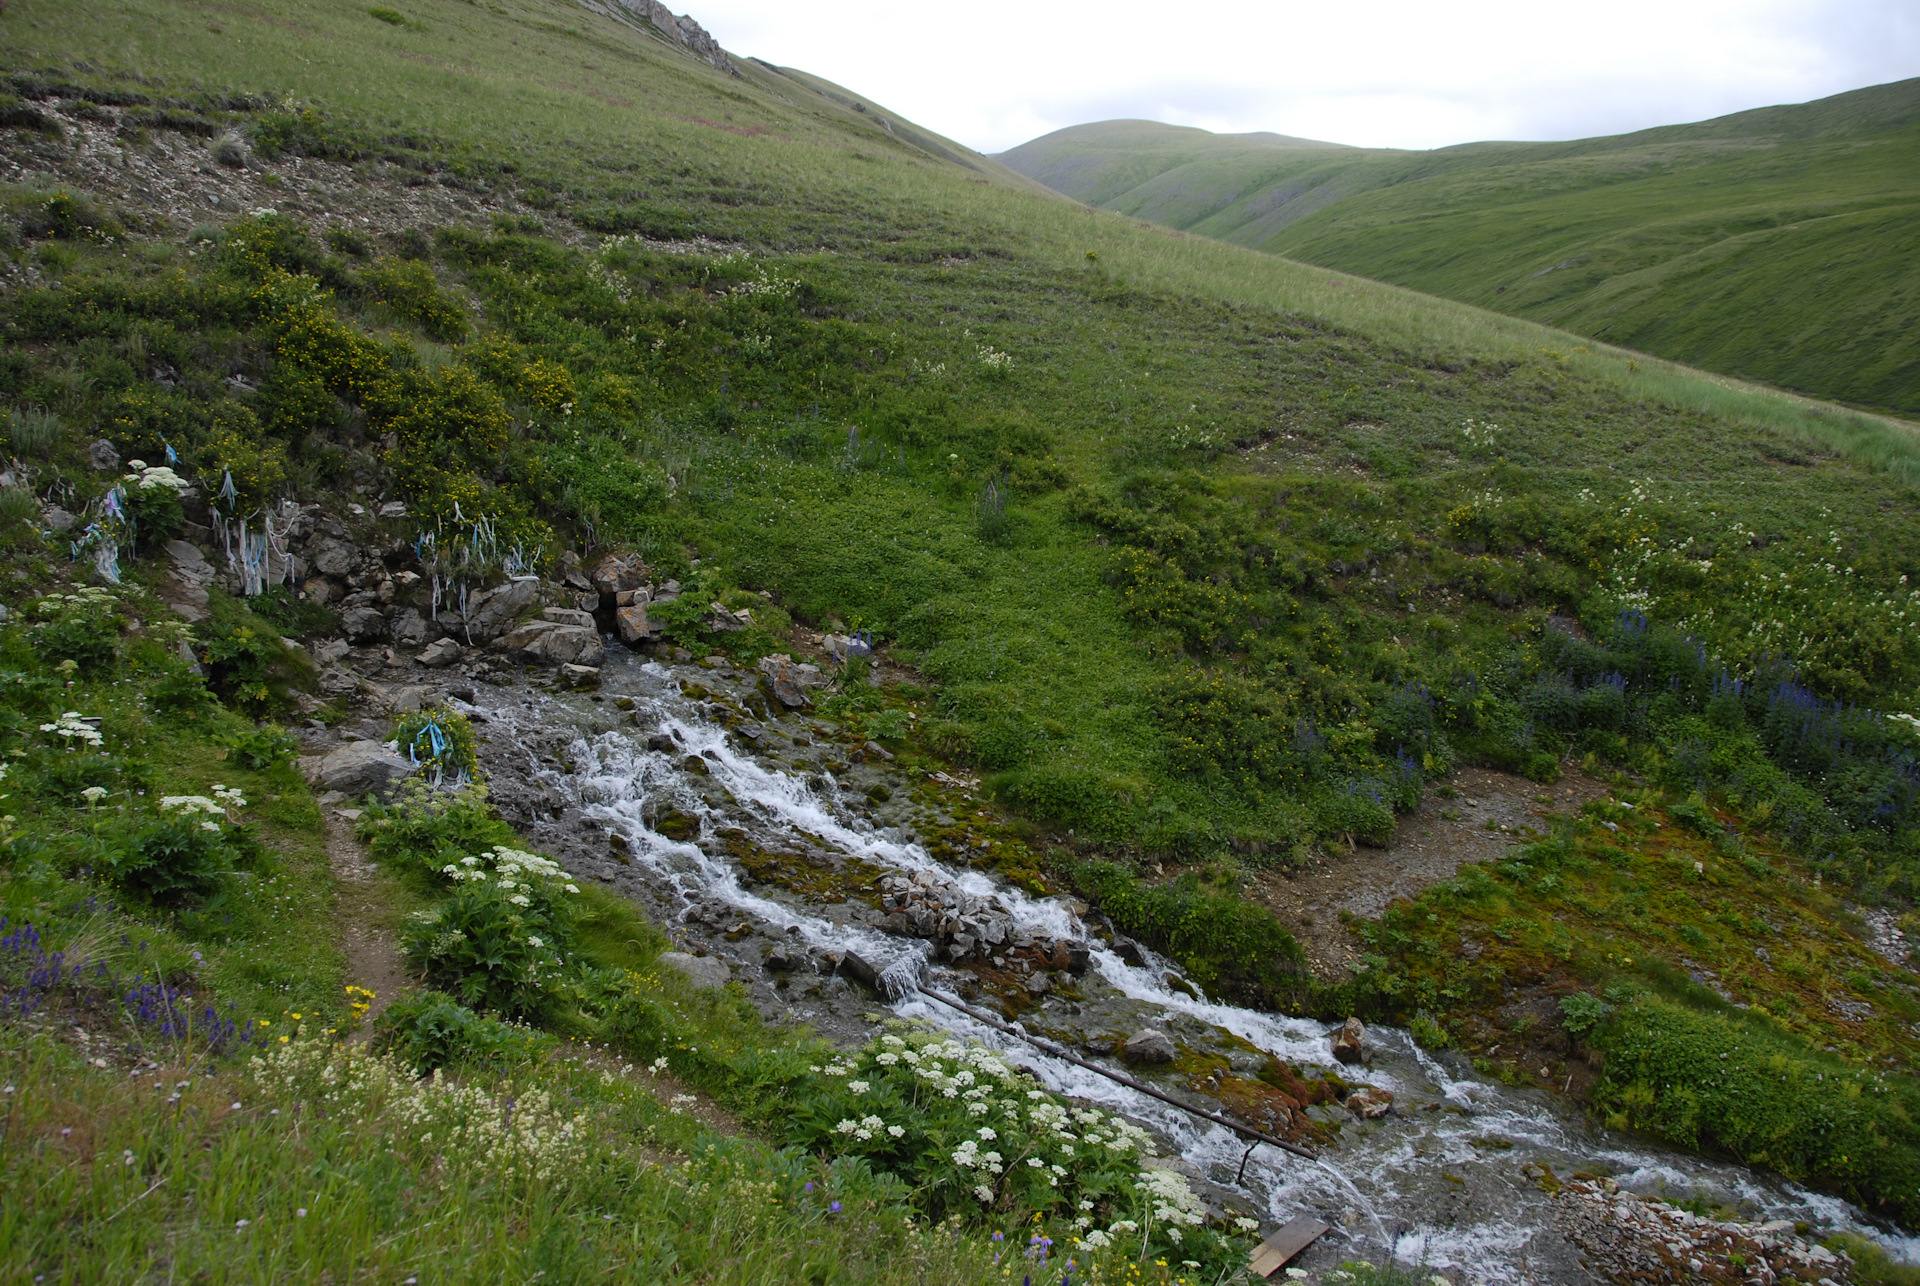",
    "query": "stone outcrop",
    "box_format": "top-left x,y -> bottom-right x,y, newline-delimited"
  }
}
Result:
418,637 -> 463,668
605,0 -> 735,72
502,618 -> 605,667
463,576 -> 542,643
590,551 -> 651,597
